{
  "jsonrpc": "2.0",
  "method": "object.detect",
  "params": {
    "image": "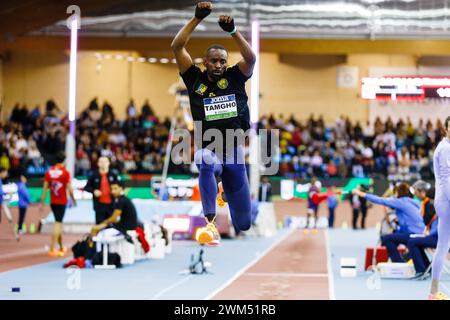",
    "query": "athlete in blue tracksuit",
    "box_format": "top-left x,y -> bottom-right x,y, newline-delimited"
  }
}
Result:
17,175 -> 31,233
352,183 -> 425,262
